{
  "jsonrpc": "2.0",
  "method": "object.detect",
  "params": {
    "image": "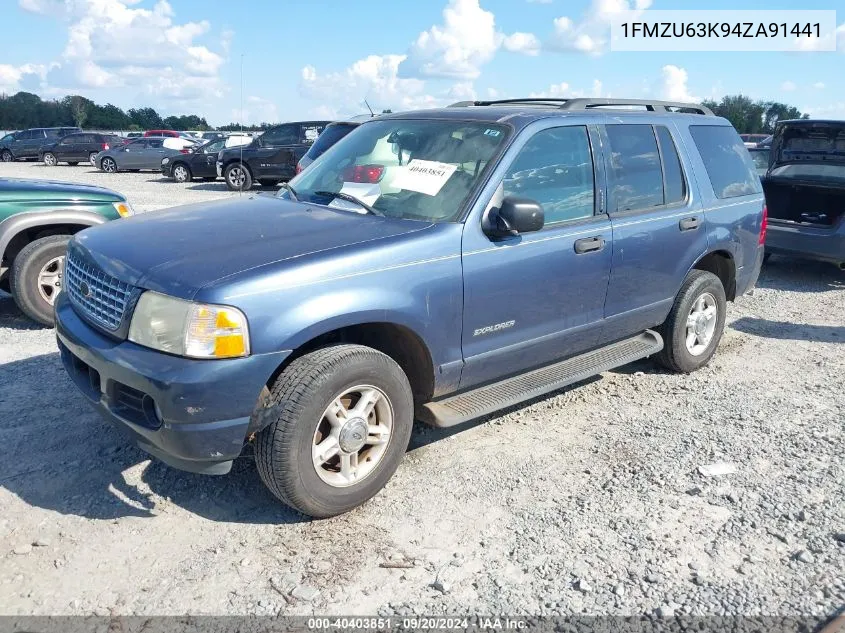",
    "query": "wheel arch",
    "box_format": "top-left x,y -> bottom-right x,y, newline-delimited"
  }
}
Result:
692,249 -> 736,300
0,211 -> 106,267
265,320 -> 436,411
